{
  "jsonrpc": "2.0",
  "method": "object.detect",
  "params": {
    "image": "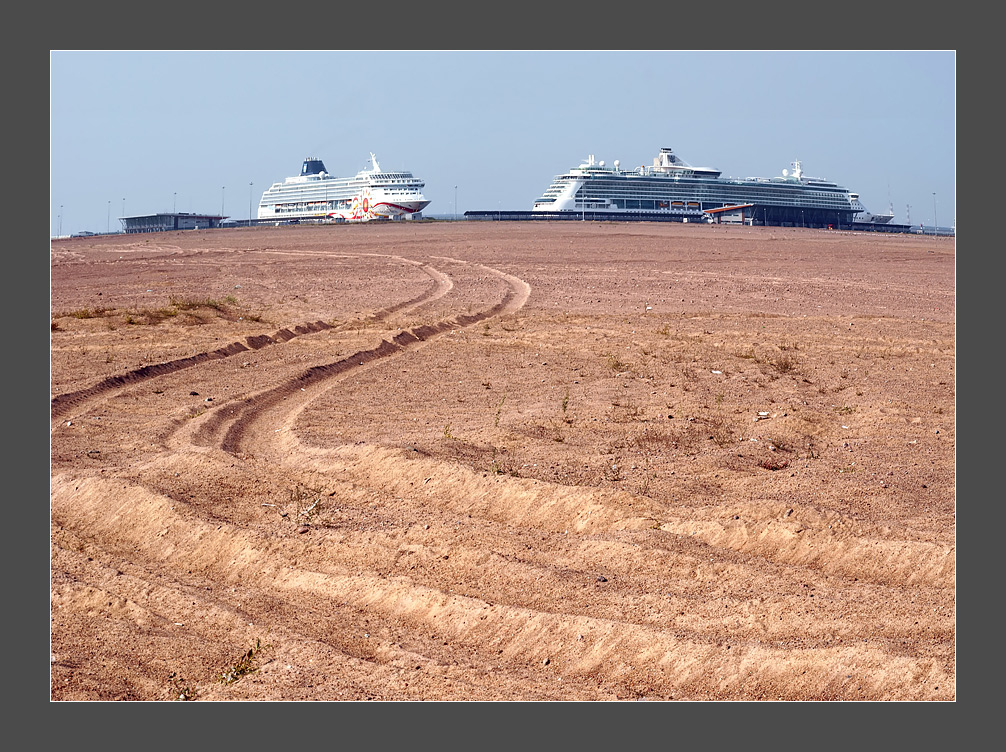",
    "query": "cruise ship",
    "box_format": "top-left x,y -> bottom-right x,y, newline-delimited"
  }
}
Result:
531,146 -> 876,228
257,154 -> 430,223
